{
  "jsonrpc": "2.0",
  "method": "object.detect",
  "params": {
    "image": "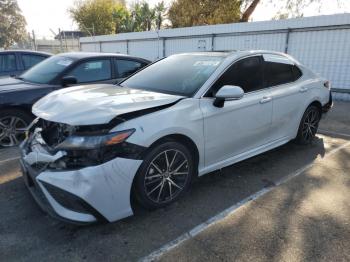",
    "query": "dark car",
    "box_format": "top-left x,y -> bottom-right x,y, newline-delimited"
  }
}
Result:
0,50 -> 51,78
0,52 -> 150,147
